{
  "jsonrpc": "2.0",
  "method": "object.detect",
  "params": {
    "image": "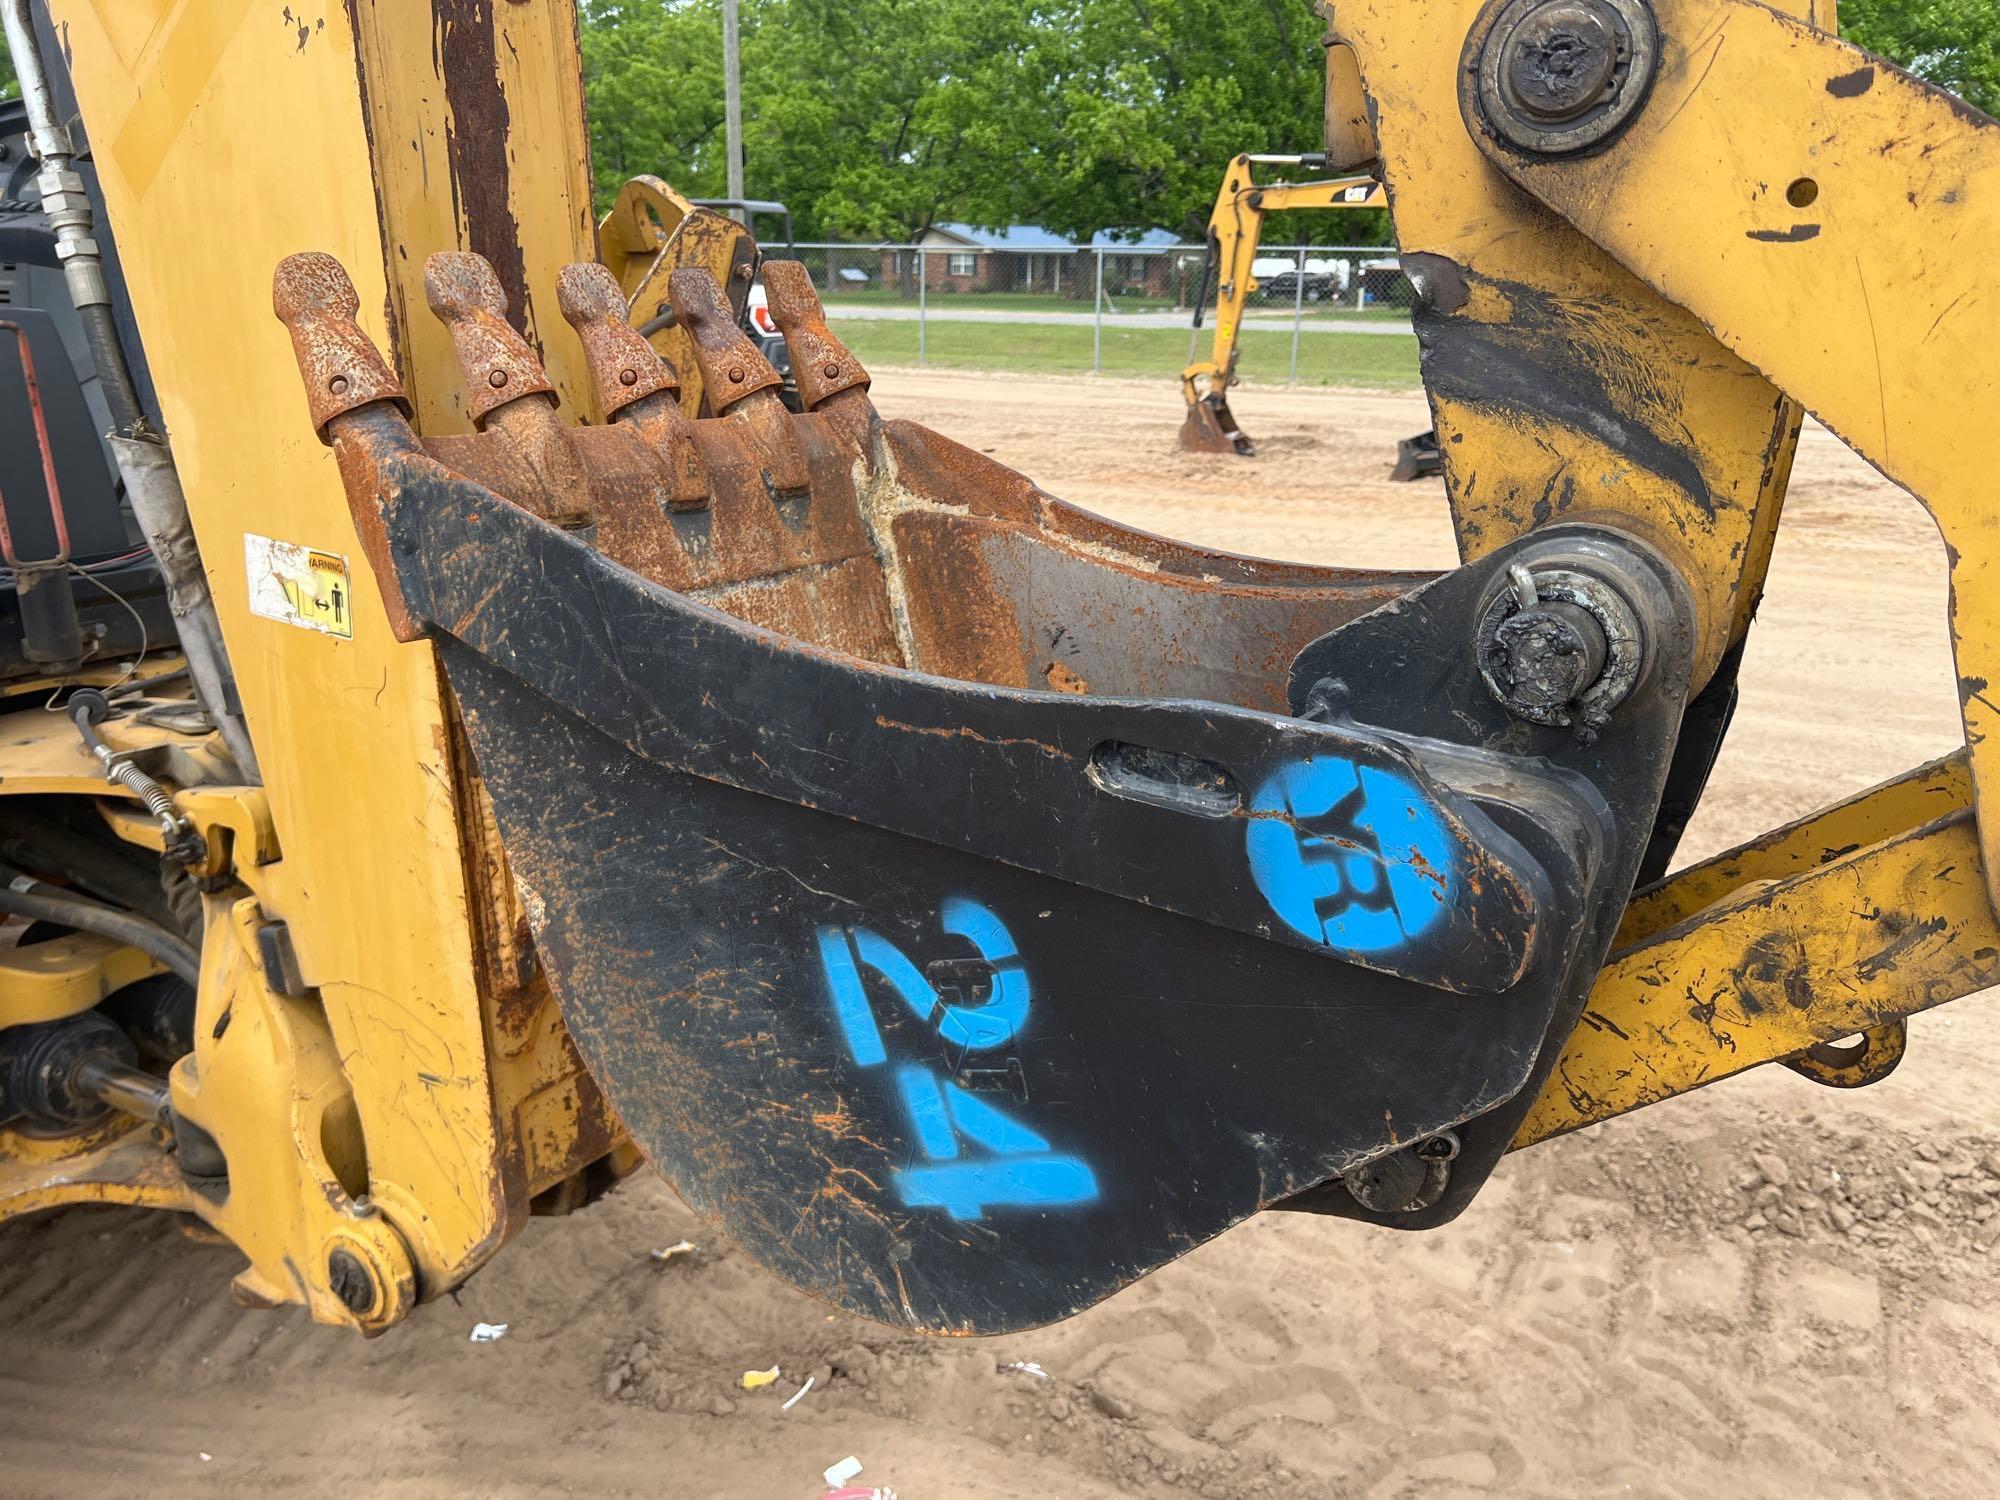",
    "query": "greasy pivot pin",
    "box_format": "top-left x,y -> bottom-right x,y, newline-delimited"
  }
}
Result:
1472,543 -> 1665,739
1464,0 -> 1660,157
